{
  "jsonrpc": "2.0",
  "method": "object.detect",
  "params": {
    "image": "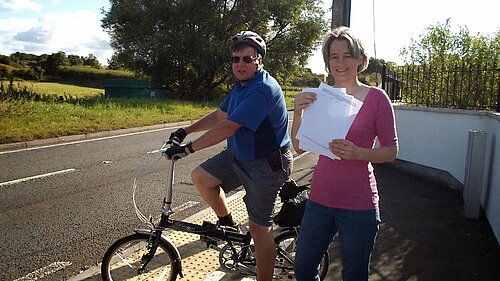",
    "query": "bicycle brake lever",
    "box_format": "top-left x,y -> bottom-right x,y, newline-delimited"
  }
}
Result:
170,137 -> 181,146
